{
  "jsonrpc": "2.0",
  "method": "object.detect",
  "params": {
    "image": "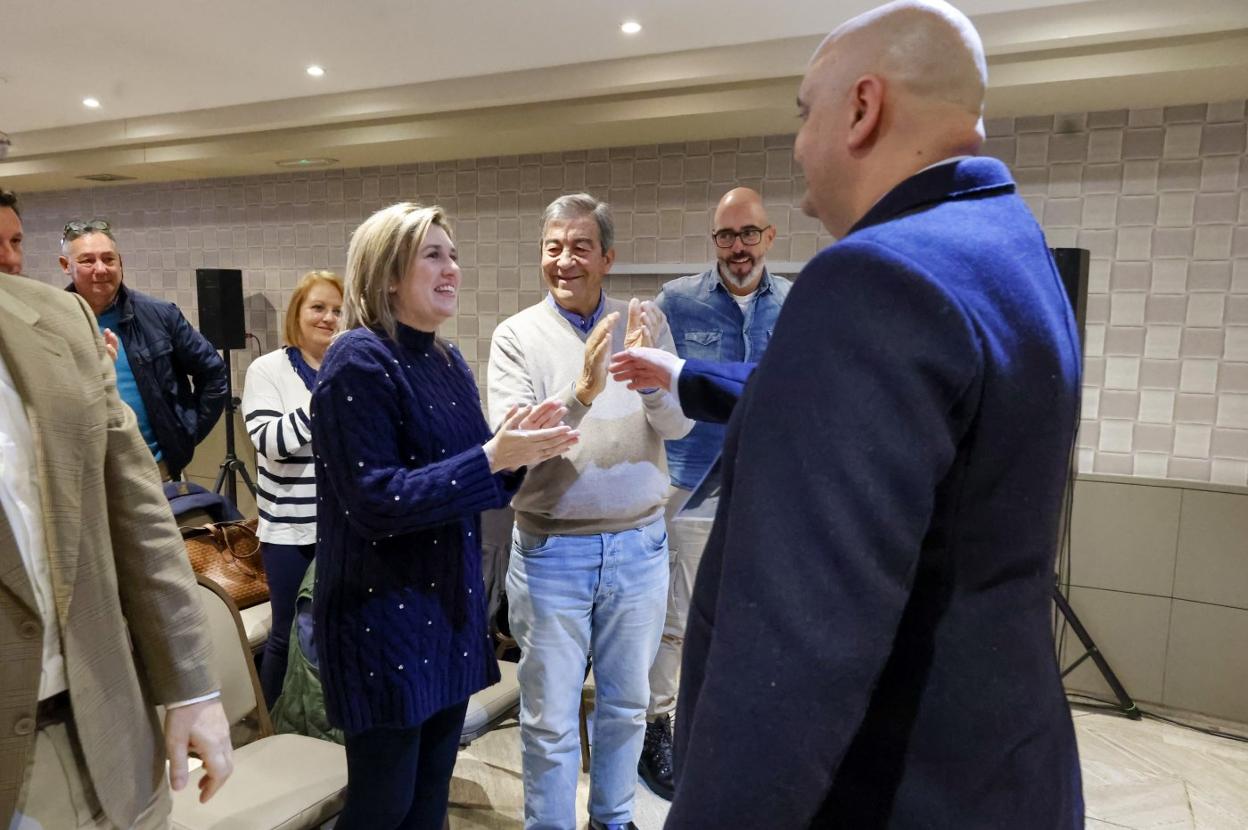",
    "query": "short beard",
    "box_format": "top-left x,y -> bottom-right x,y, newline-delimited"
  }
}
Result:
717,259 -> 765,293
